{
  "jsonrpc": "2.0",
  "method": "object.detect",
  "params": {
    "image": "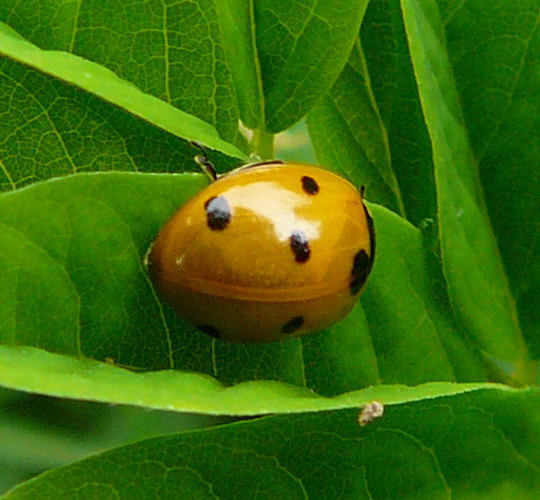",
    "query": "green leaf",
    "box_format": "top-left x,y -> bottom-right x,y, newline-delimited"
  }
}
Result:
0,25 -> 245,191
0,0 -> 240,142
307,42 -> 405,214
0,23 -> 242,153
360,0 -> 437,227
5,387 -> 539,498
0,173 -> 204,367
401,0 -> 525,362
0,172 -> 484,394
215,1 -> 264,130
300,304 -> 380,395
0,224 -> 79,354
357,0 -> 538,366
255,0 -> 369,133
0,344 -> 501,415
0,0 -> 77,50
359,205 -> 484,385
438,1 -> 540,358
